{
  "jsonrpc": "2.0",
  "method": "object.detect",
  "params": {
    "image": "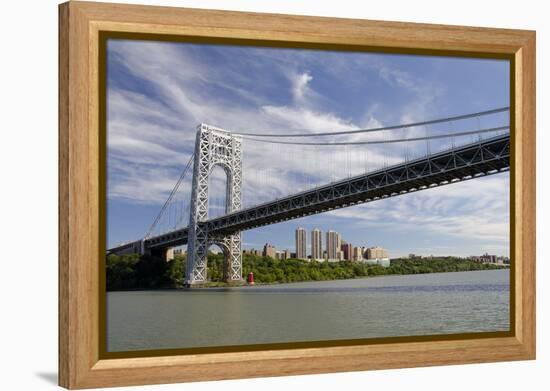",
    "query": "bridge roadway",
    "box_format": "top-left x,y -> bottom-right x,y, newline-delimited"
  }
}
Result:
107,133 -> 510,256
